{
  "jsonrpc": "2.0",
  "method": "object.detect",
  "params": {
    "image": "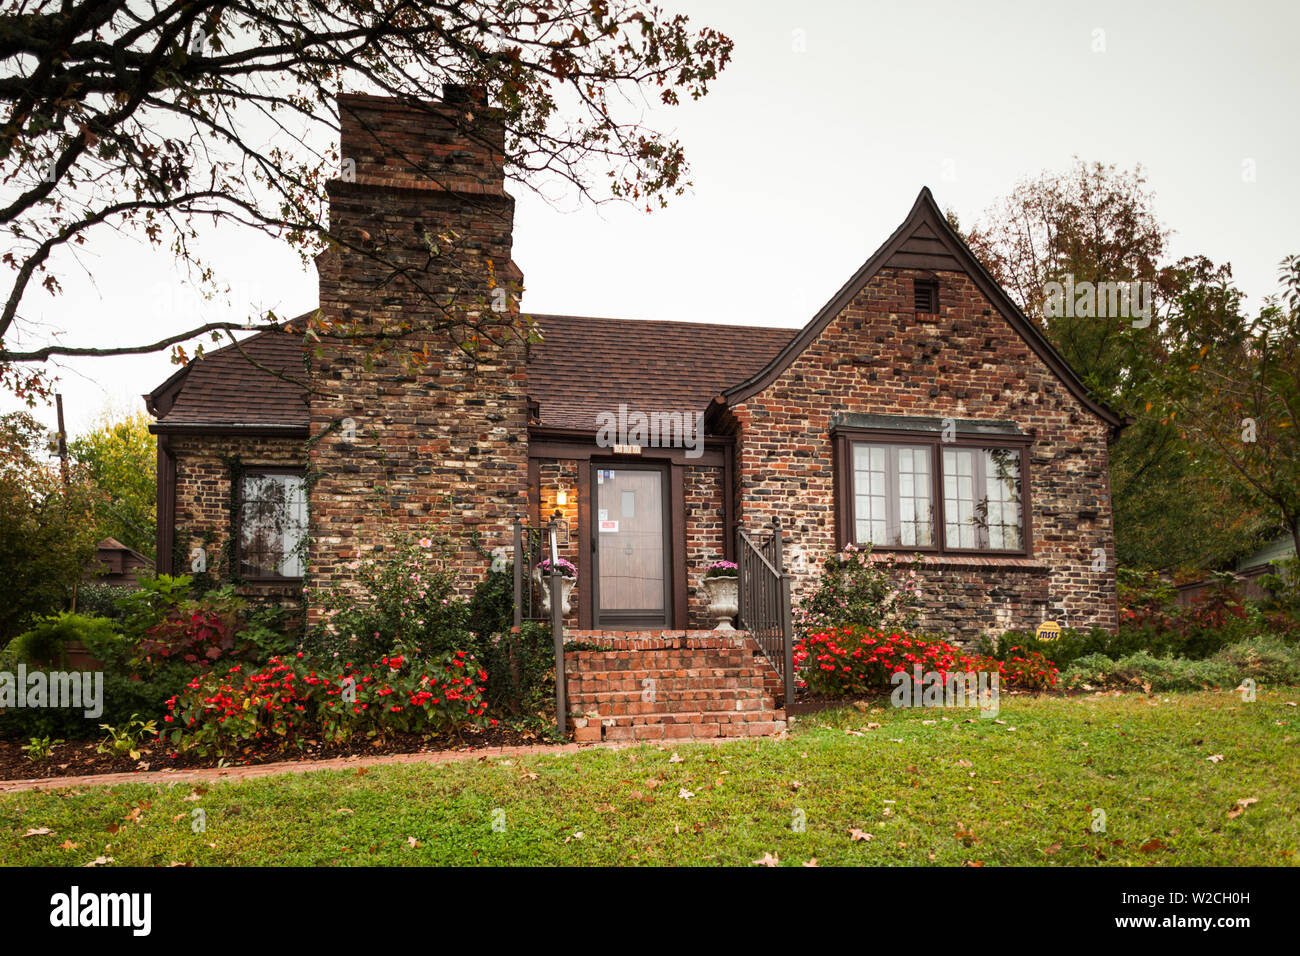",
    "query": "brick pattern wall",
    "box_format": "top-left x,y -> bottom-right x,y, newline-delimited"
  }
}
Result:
168,433 -> 307,600
732,268 -> 1117,643
535,459 -> 580,622
307,94 -> 530,609
564,631 -> 786,740
685,464 -> 727,628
